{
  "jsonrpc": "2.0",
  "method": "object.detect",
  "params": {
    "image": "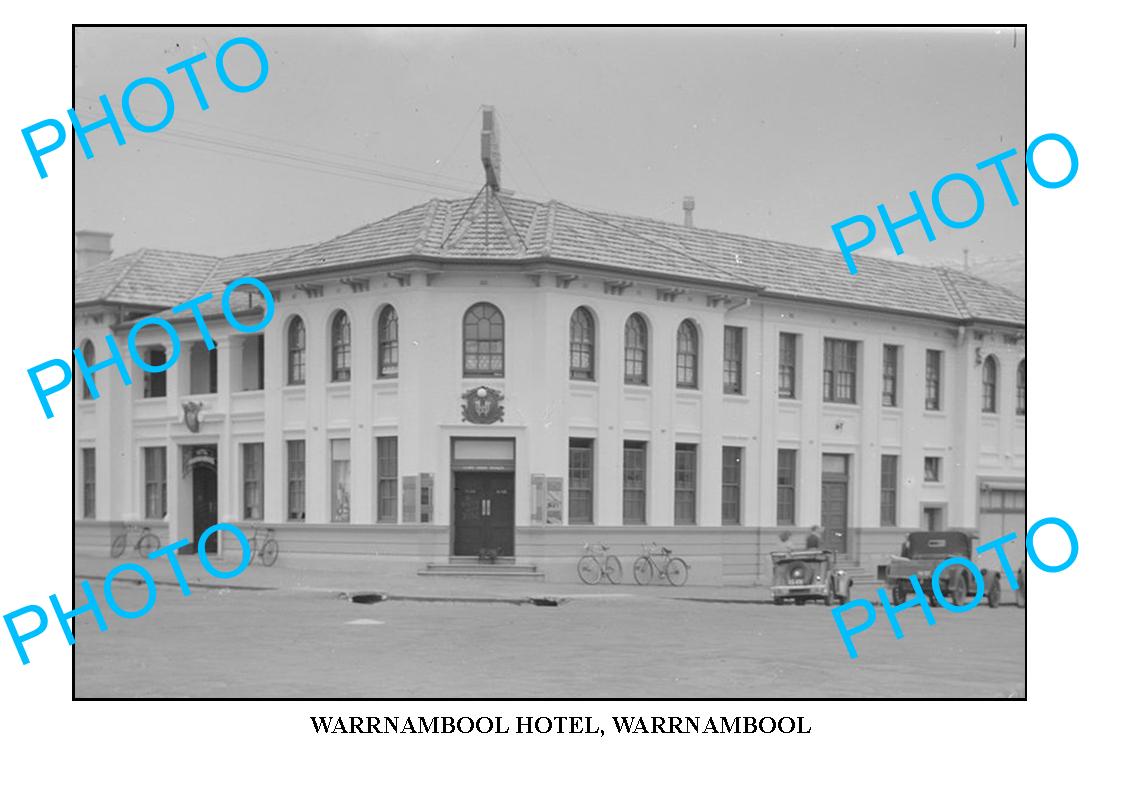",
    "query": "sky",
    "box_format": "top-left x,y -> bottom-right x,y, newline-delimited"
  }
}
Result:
74,26 -> 1025,268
